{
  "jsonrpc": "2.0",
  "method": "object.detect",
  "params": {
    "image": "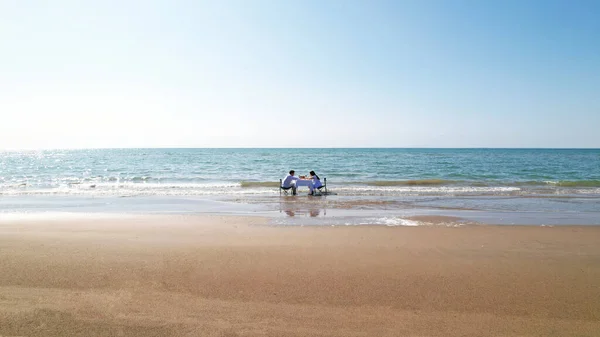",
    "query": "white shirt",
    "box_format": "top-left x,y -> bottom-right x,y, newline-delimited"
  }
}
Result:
281,174 -> 299,187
